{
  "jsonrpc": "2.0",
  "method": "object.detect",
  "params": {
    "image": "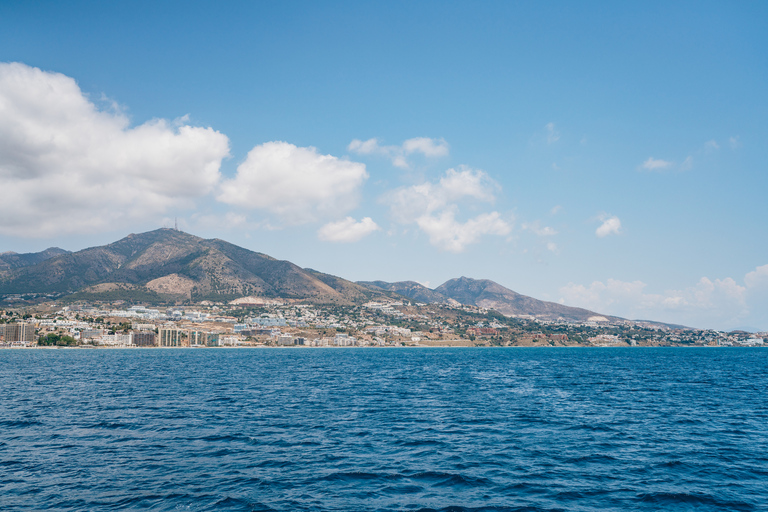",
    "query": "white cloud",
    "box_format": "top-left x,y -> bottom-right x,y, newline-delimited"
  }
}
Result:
559,263 -> 768,330
217,142 -> 368,225
745,264 -> 768,289
0,62 -> 230,237
523,221 -> 557,237
640,157 -> 673,171
416,210 -> 510,253
318,216 -> 380,242
382,166 -> 511,252
680,156 -> 693,171
595,215 -> 621,237
559,273 -> 758,330
729,136 -> 741,149
348,137 -> 449,169
385,166 -> 499,224
704,140 -> 720,151
560,279 -> 649,311
402,137 -> 450,157
545,122 -> 560,144
546,242 -> 558,253
187,211 -> 264,233
550,205 -> 562,216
